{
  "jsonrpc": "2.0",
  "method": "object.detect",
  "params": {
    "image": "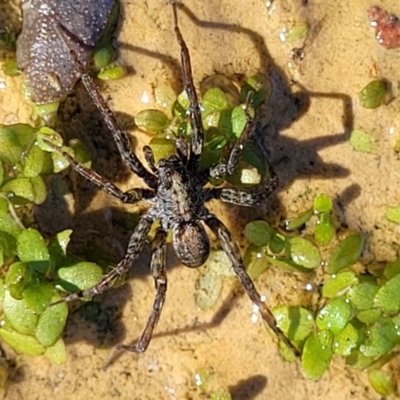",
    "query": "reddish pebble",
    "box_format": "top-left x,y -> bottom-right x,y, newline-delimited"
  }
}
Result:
368,6 -> 400,49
